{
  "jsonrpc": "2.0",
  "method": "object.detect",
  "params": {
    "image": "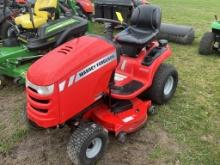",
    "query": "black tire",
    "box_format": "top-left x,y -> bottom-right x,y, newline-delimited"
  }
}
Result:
67,123 -> 109,165
0,21 -> 18,39
144,63 -> 178,105
0,75 -> 6,90
199,32 -> 216,55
